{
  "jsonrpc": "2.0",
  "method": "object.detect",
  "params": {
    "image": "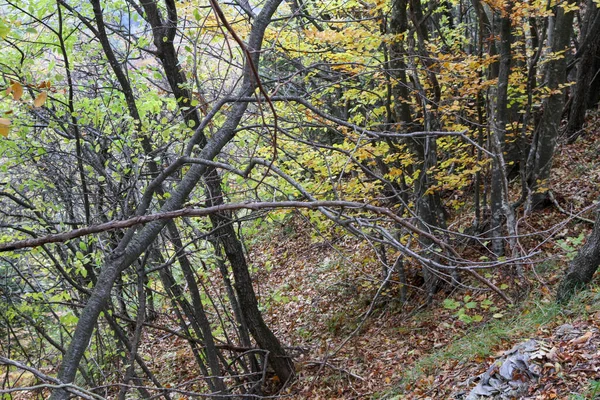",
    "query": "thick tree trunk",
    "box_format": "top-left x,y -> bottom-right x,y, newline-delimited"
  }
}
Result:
566,2 -> 600,142
390,0 -> 448,298
557,205 -> 600,303
527,1 -> 576,209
